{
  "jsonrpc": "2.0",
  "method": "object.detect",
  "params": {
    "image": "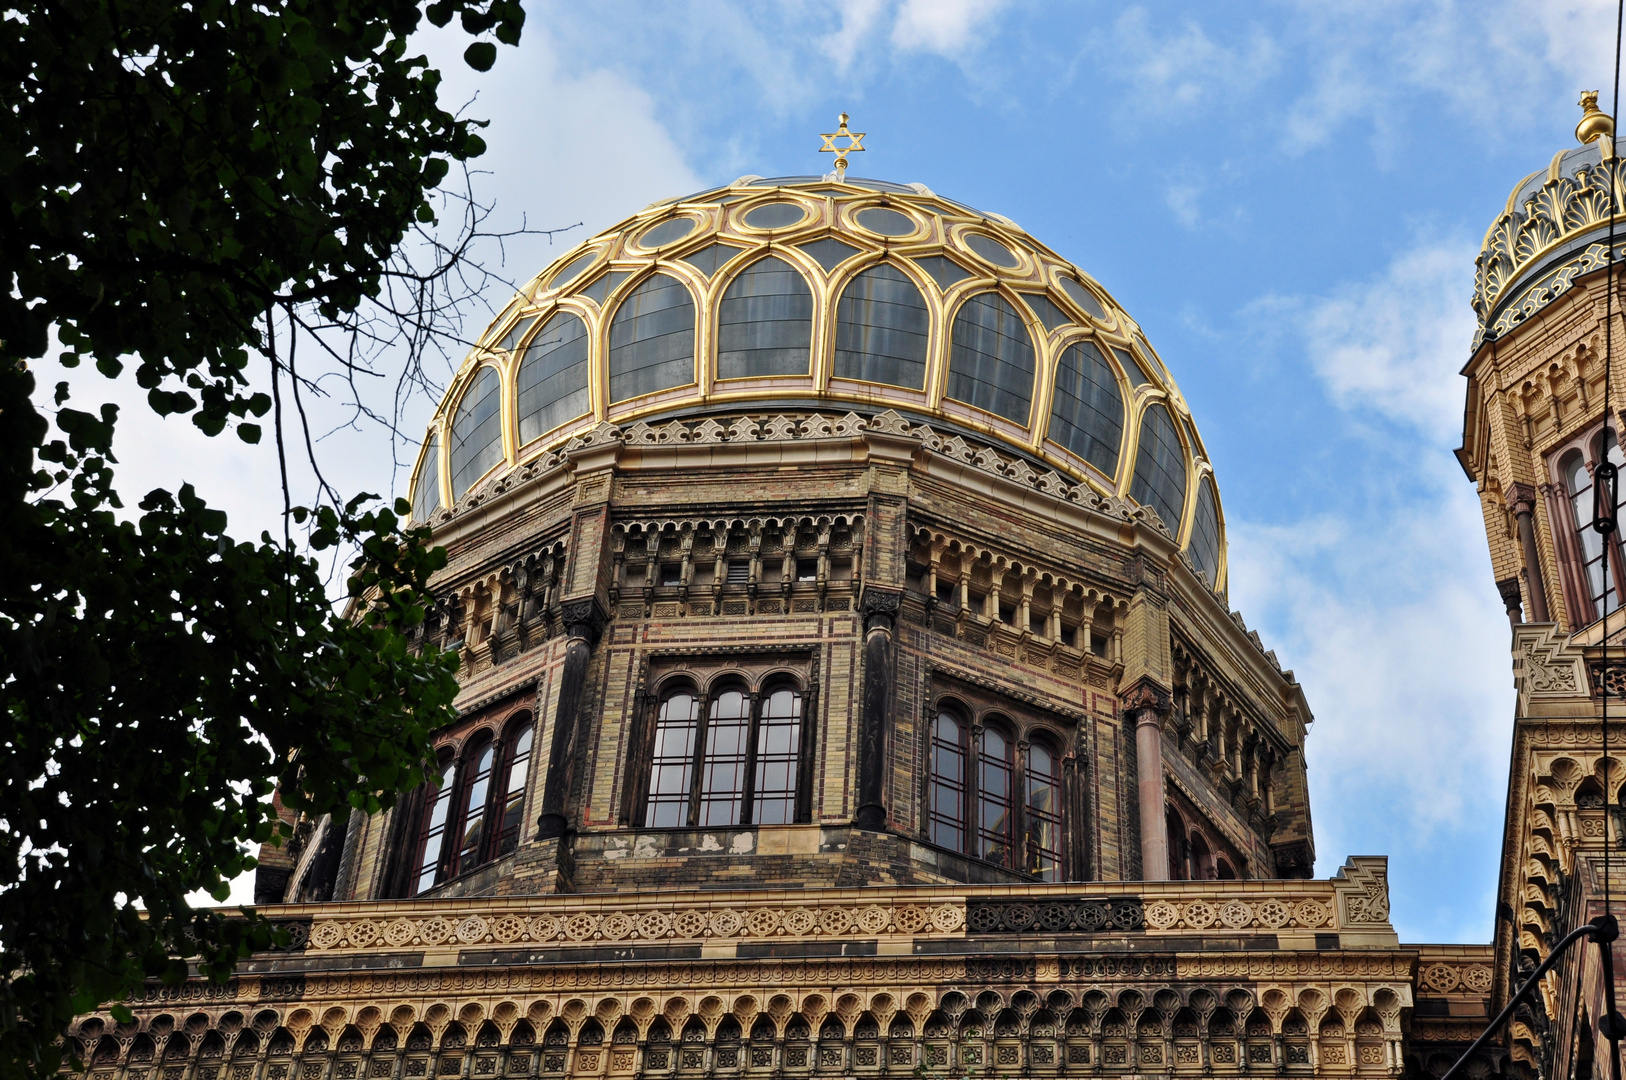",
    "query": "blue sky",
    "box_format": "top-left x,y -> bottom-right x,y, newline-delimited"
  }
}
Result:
105,1 -> 1619,939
